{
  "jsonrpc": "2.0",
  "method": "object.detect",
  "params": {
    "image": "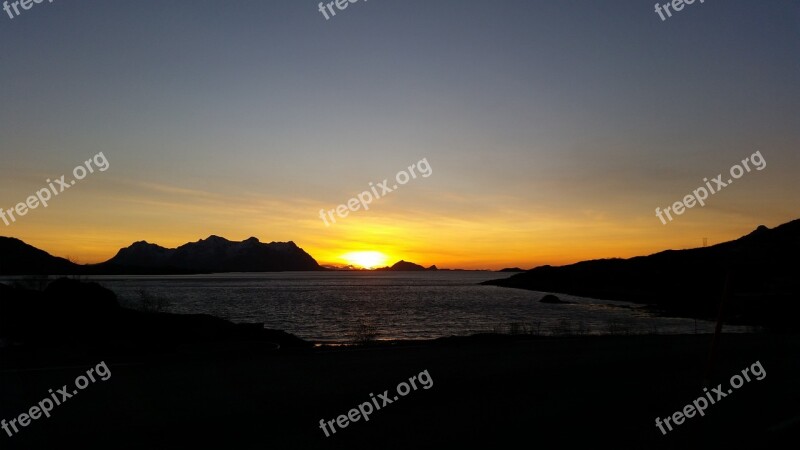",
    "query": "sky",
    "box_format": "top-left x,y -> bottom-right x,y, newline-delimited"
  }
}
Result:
0,0 -> 798,269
